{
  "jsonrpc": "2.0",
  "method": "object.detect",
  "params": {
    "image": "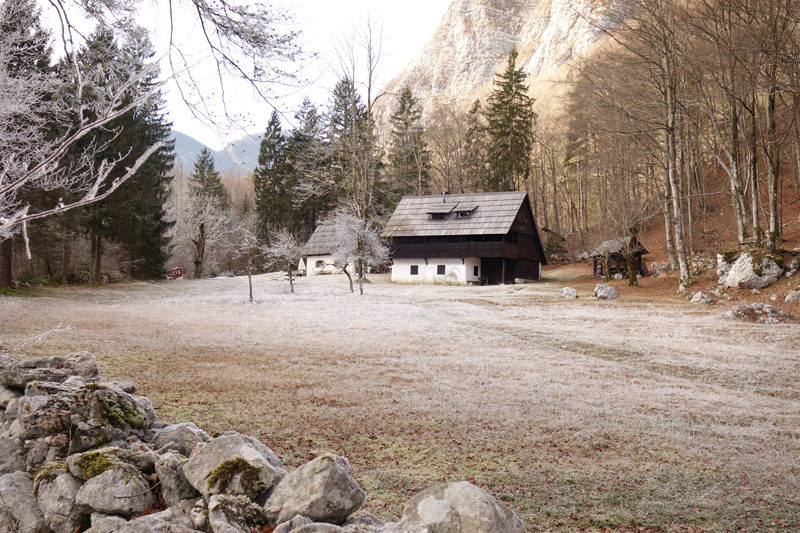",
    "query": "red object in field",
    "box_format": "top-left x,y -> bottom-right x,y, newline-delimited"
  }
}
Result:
166,267 -> 183,279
